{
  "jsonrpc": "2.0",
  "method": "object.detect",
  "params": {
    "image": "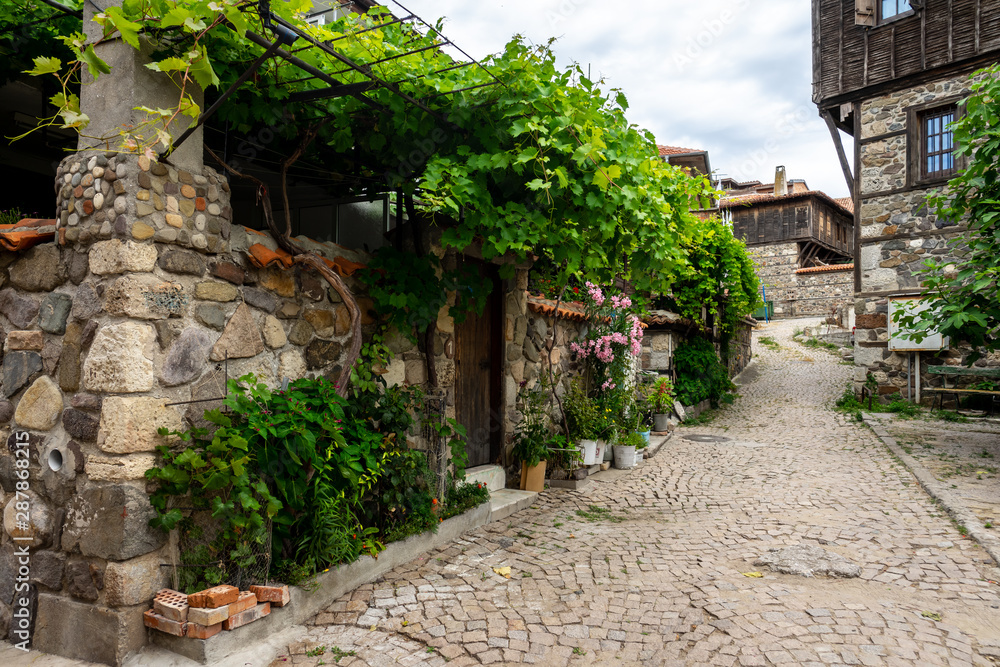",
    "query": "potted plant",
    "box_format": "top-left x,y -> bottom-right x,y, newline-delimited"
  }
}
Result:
564,381 -> 601,465
614,431 -> 644,470
636,437 -> 649,460
513,381 -> 549,492
513,429 -> 548,491
545,434 -> 586,480
650,377 -> 674,432
634,382 -> 654,444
